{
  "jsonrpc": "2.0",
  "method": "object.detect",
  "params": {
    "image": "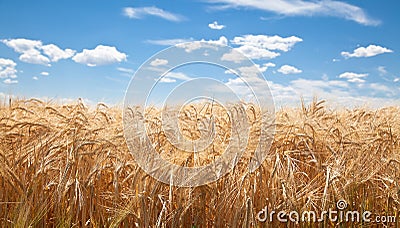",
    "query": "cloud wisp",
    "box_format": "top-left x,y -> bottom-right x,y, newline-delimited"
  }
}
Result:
207,0 -> 380,26
146,38 -> 195,46
159,72 -> 192,83
123,7 -> 185,22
